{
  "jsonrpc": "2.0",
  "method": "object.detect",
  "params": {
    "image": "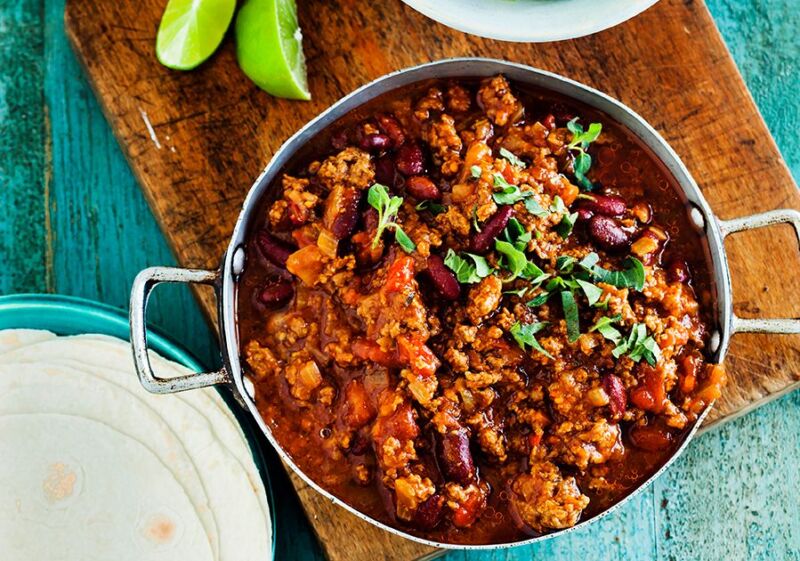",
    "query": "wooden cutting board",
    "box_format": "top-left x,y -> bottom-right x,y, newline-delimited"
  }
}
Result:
65,0 -> 800,559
